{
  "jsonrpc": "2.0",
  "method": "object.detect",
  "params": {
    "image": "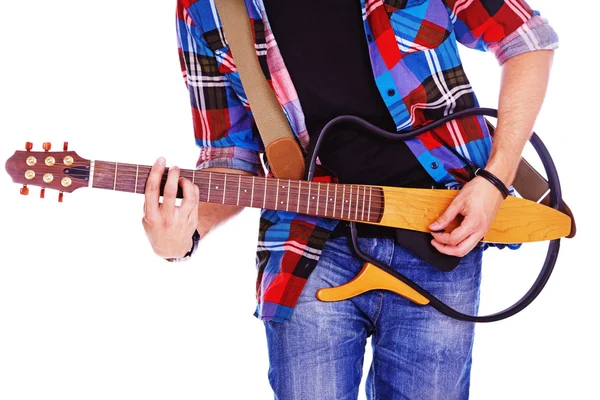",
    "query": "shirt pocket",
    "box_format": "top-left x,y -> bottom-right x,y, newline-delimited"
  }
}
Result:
201,28 -> 237,75
384,0 -> 452,55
